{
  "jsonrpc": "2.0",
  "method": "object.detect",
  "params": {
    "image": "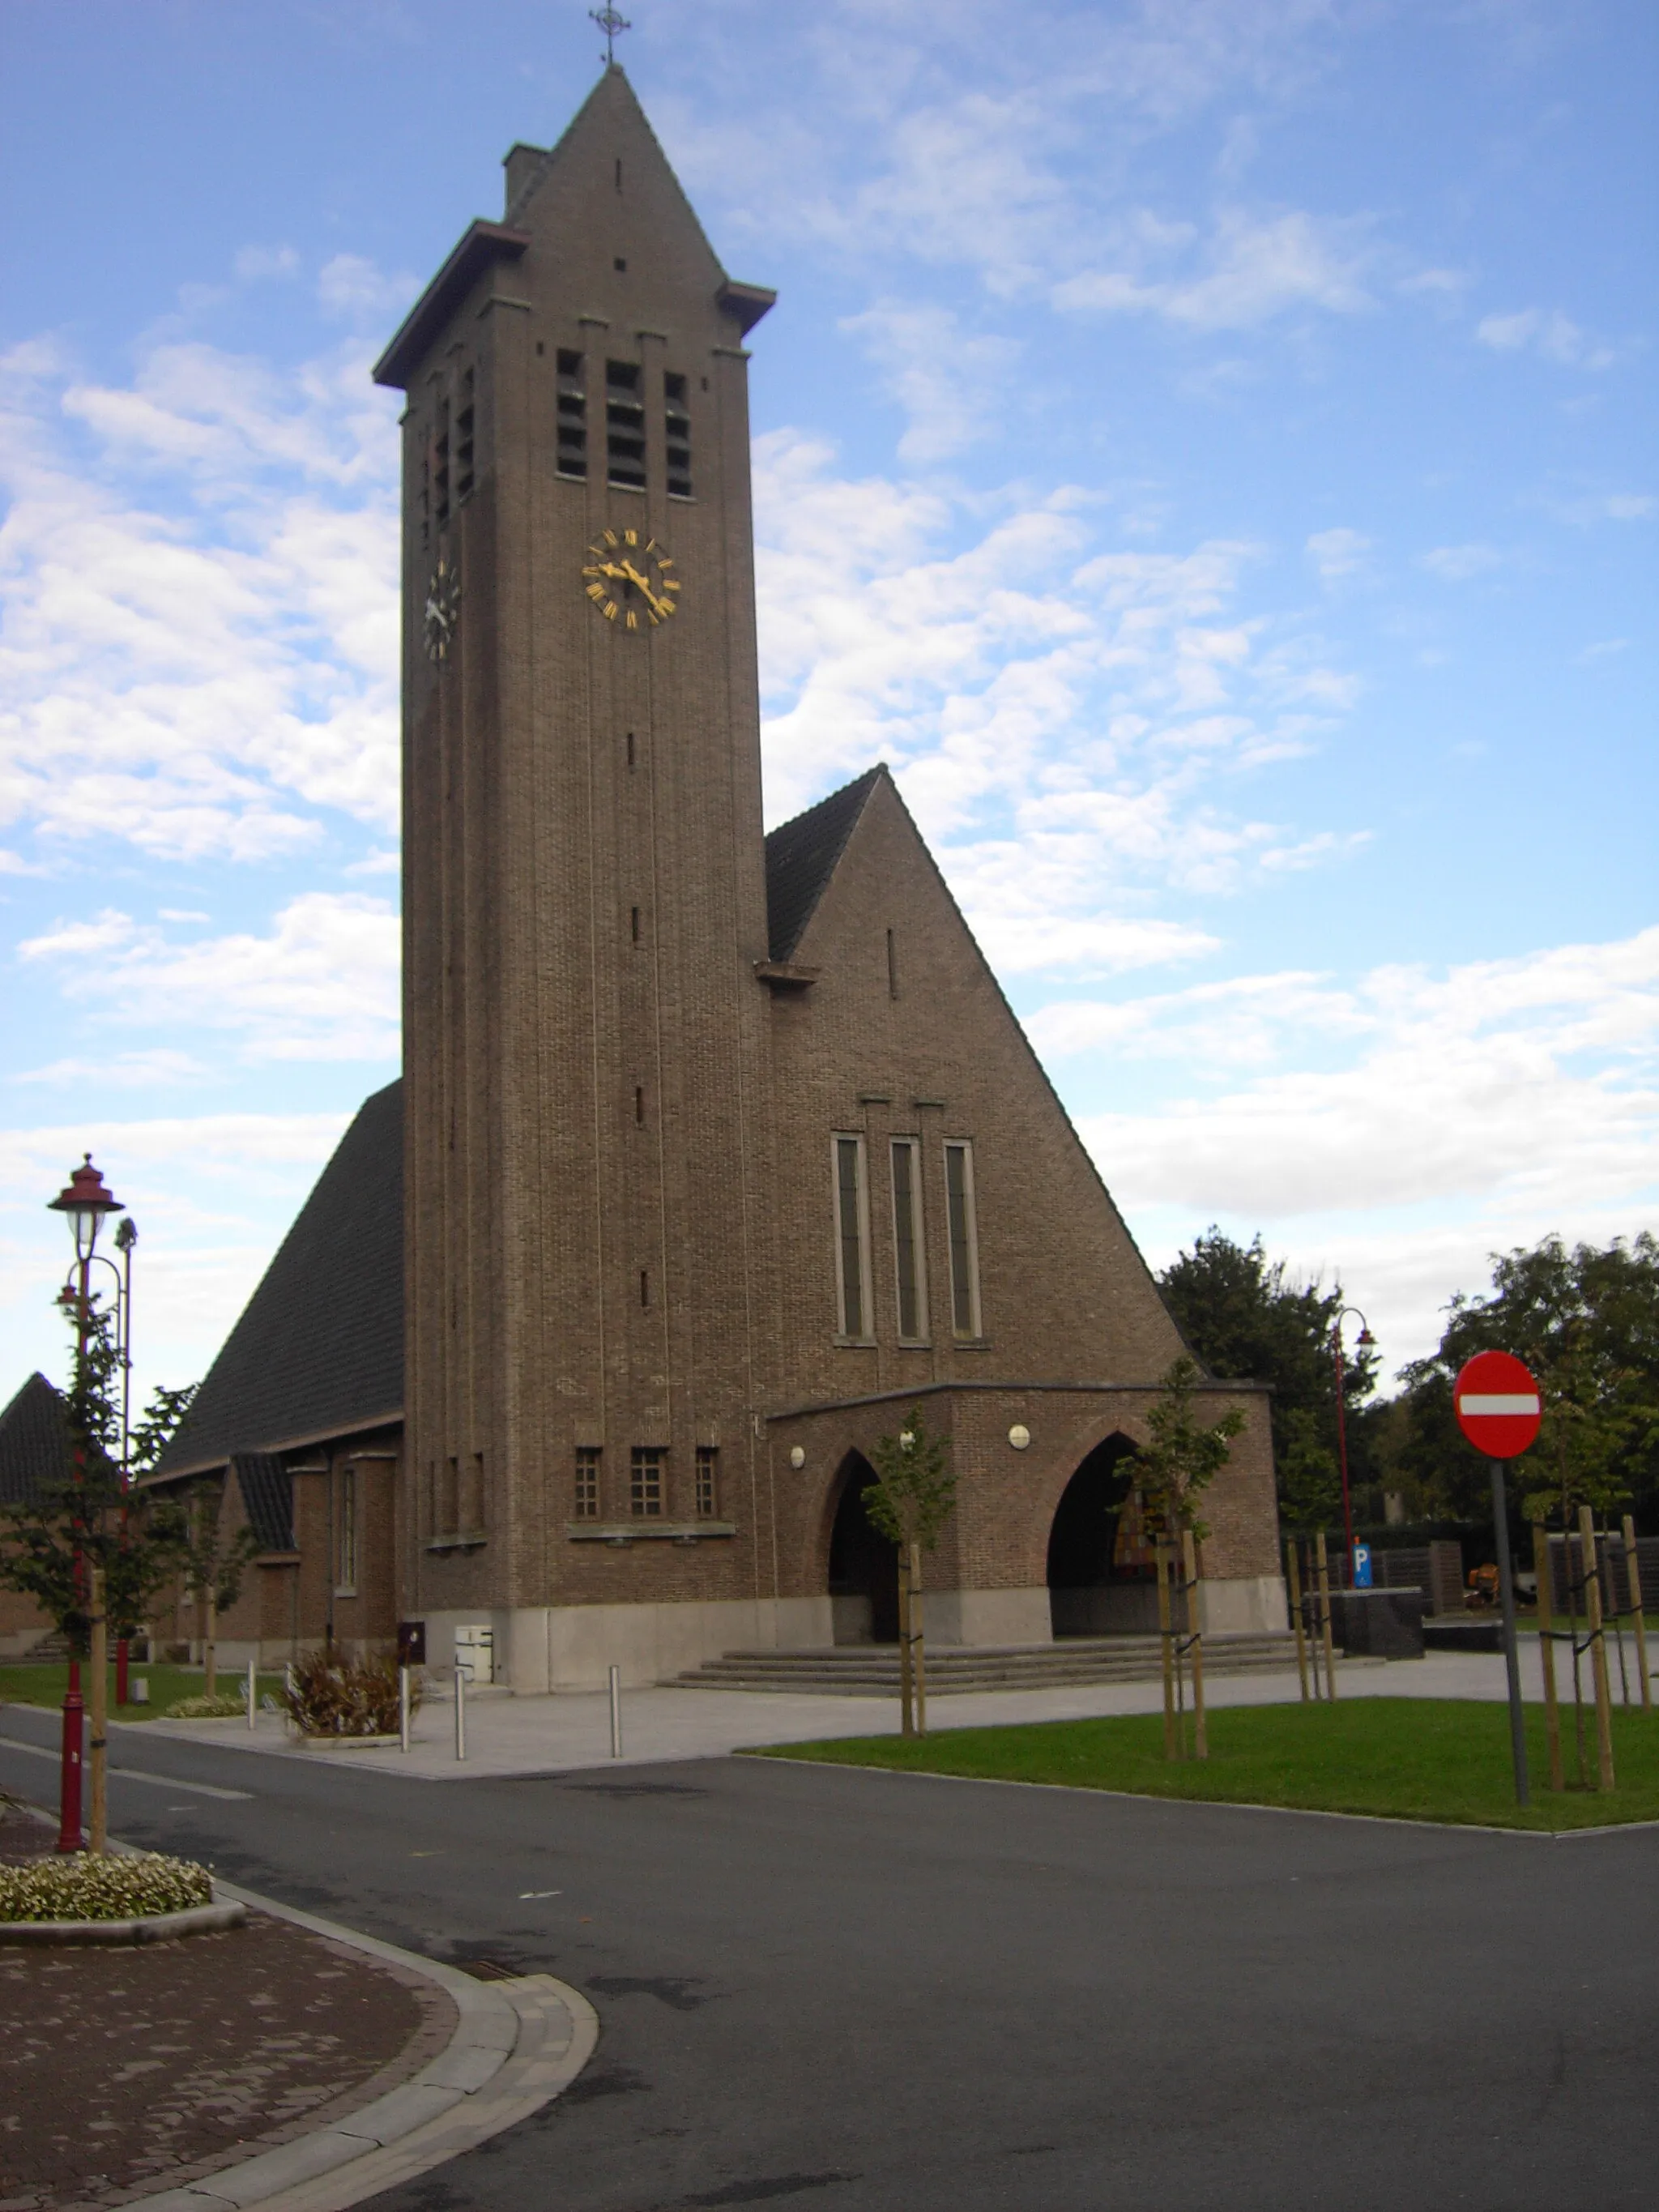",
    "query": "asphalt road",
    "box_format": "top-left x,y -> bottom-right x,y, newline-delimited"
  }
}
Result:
2,1706 -> 1655,2211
